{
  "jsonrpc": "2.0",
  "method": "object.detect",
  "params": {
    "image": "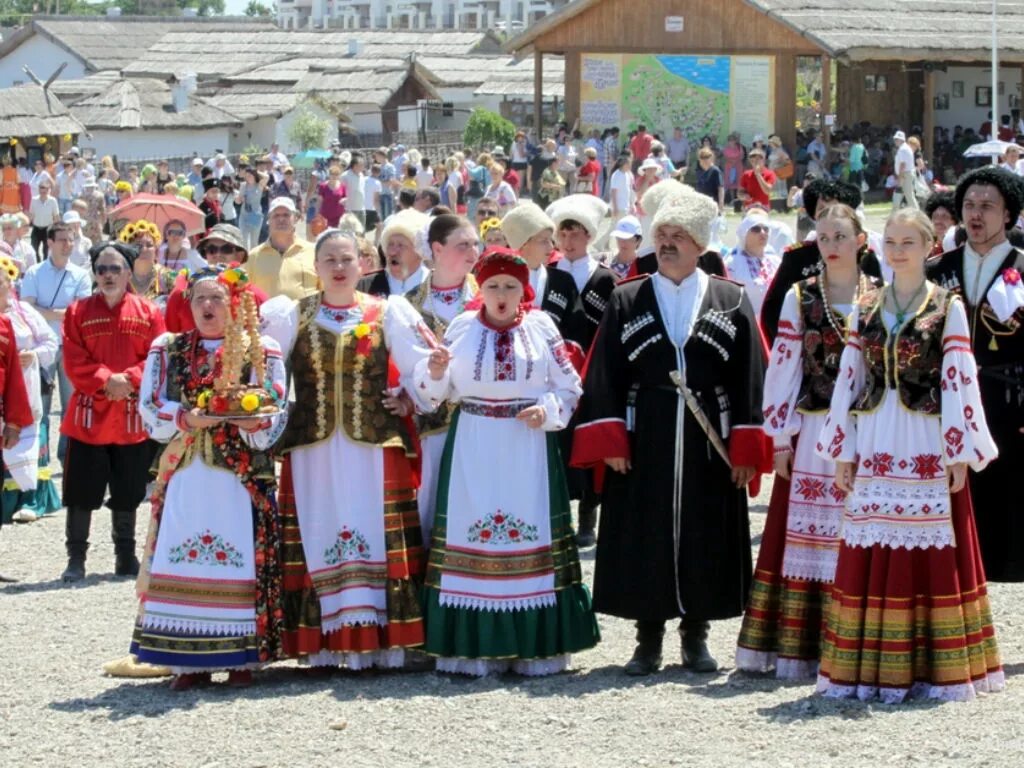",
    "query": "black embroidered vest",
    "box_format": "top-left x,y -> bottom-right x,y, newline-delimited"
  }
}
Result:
794,278 -> 850,413
853,286 -> 951,415
276,294 -> 414,455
